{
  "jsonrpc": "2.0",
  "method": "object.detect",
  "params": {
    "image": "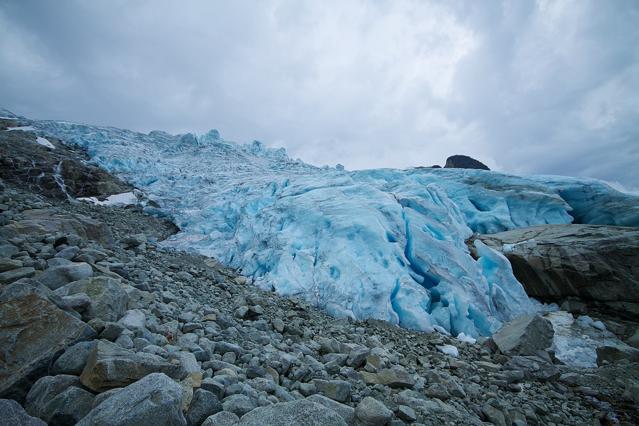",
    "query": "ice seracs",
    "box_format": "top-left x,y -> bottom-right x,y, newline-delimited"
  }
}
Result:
20,117 -> 639,337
